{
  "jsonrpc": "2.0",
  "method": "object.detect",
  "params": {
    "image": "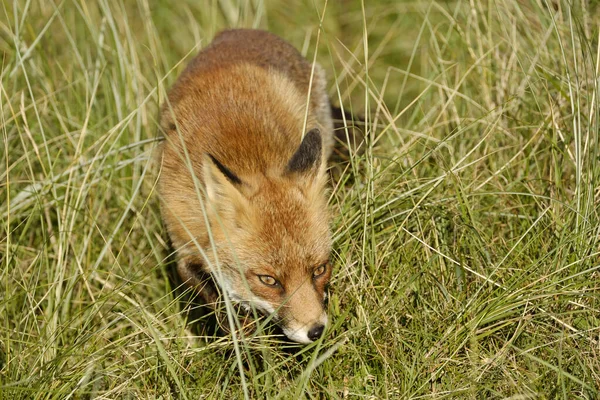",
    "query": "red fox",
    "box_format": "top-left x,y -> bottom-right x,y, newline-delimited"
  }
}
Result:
159,29 -> 334,343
